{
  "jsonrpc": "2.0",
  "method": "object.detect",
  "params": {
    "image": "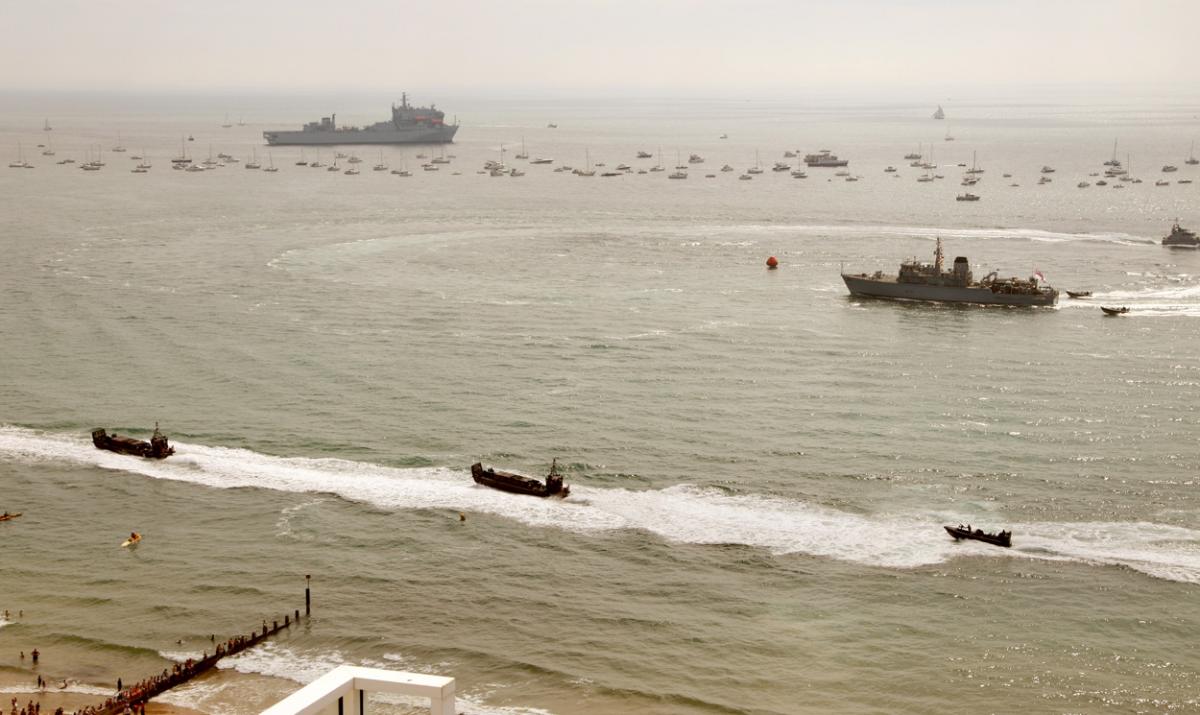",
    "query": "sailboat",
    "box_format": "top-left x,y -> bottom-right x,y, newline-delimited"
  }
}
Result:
244,148 -> 261,169
373,150 -> 388,171
1104,139 -> 1121,167
575,149 -> 595,177
933,105 -> 945,120
264,152 -> 278,172
649,146 -> 665,172
515,137 -> 528,160
8,143 -> 32,168
172,137 -> 191,165
1187,140 -> 1199,166
43,118 -> 52,132
296,150 -> 308,166
668,150 -> 686,179
221,114 -> 232,128
965,150 -> 983,174
111,132 -> 127,153
747,150 -> 764,174
41,137 -> 55,156
80,147 -> 102,171
944,125 -> 955,142
391,154 -> 412,176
